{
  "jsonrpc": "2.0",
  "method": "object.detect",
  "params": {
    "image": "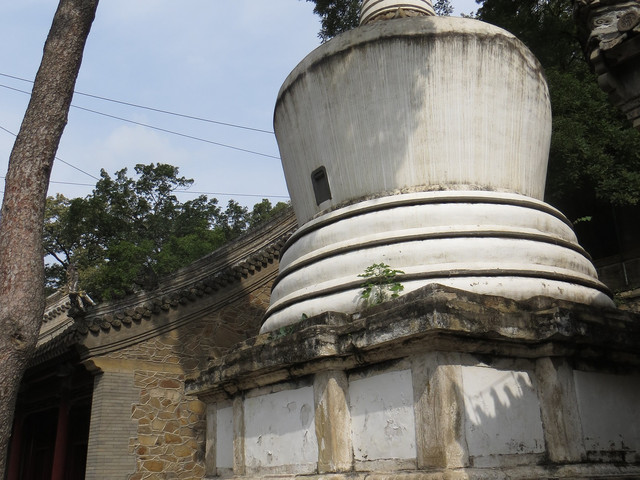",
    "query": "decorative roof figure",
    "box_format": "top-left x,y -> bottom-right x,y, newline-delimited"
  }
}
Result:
360,0 -> 435,25
575,0 -> 640,131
